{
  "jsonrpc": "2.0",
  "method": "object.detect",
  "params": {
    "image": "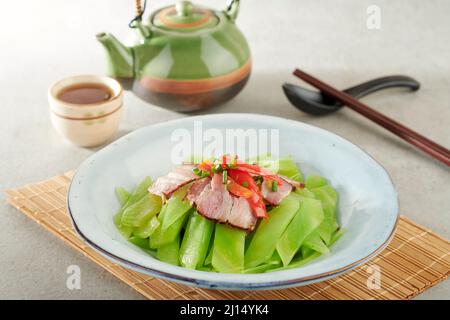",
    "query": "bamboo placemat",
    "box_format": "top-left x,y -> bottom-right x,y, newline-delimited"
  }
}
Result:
5,171 -> 450,300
